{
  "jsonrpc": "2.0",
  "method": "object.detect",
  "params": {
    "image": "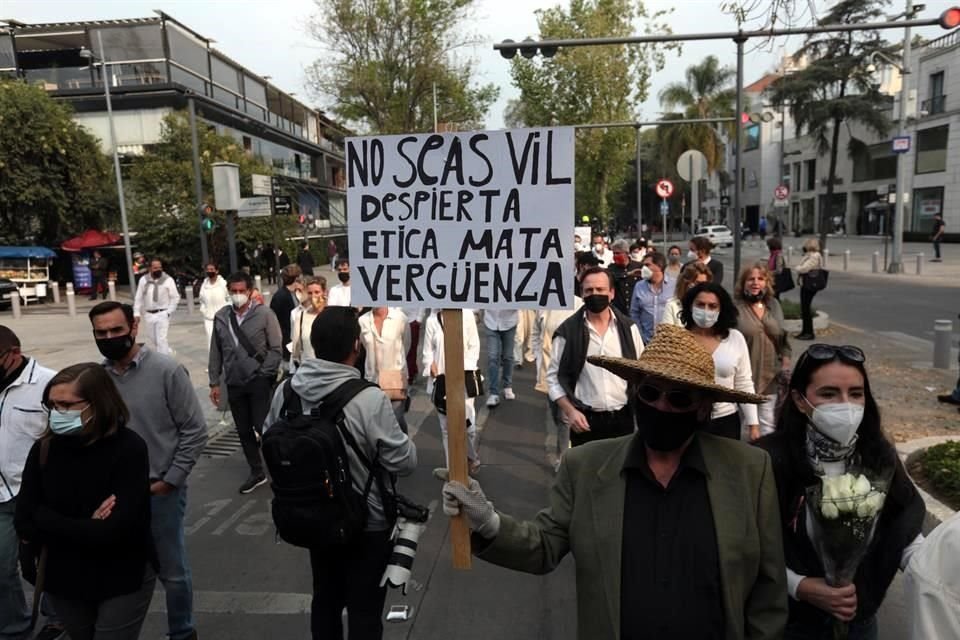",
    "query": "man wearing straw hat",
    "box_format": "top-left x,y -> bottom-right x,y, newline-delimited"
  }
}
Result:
439,324 -> 787,639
